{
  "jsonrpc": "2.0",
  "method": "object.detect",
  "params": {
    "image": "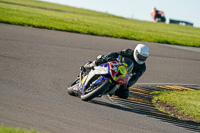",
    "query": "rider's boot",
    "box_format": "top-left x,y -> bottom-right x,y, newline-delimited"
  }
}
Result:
115,85 -> 129,99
